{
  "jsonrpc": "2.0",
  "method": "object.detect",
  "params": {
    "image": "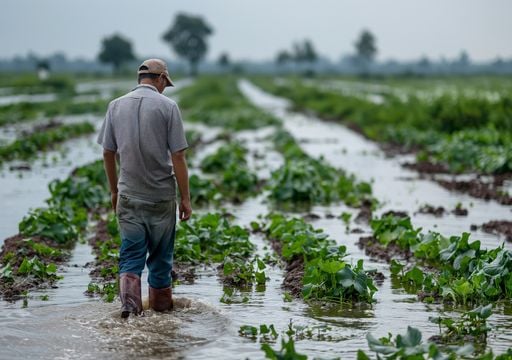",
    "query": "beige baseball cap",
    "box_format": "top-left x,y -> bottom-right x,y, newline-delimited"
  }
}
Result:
137,58 -> 174,87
